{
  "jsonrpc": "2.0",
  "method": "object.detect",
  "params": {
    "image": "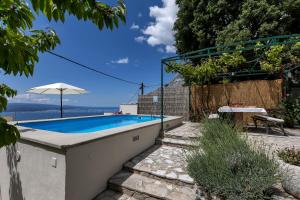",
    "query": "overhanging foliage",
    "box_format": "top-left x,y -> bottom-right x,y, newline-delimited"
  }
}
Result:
0,0 -> 126,148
